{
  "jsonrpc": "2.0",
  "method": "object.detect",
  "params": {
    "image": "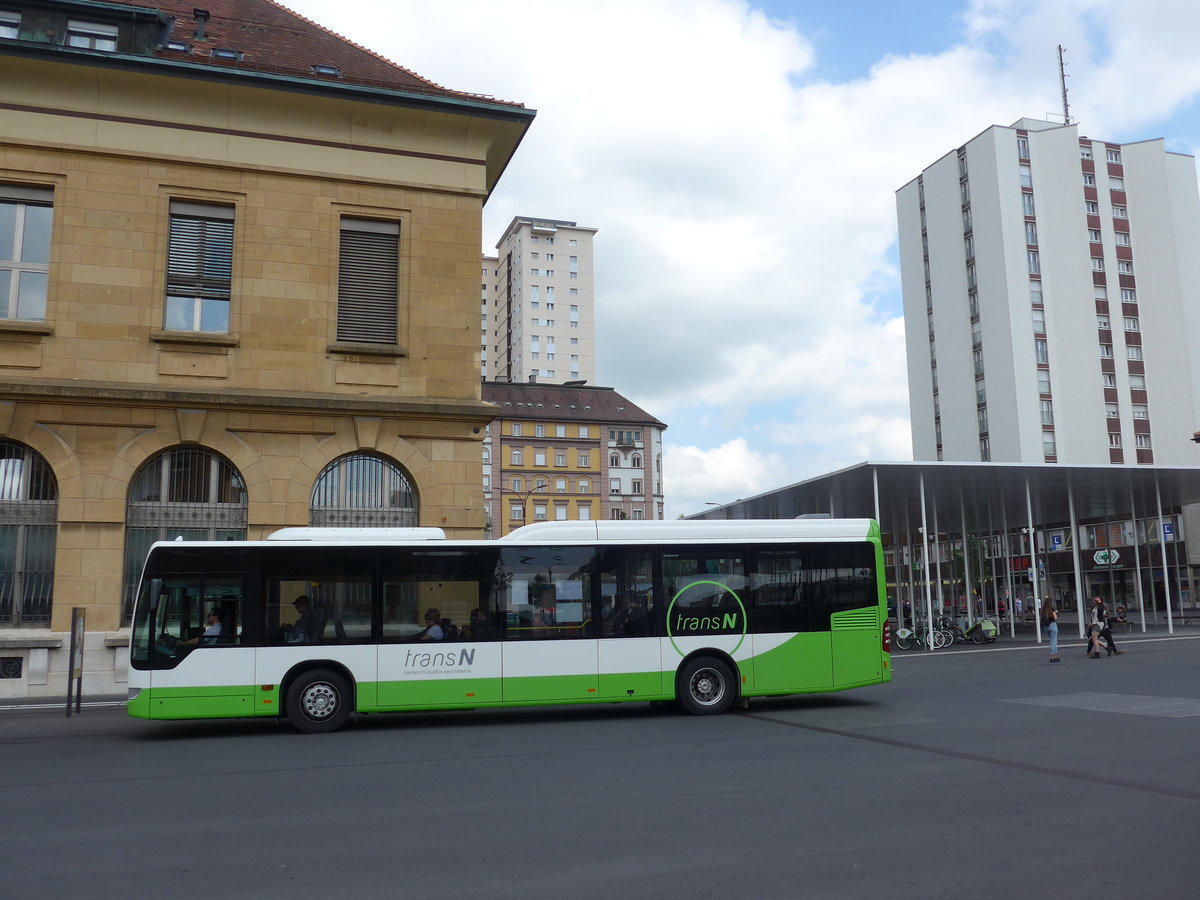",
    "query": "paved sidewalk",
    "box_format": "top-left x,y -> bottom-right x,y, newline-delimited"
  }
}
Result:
894,611 -> 1200,652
